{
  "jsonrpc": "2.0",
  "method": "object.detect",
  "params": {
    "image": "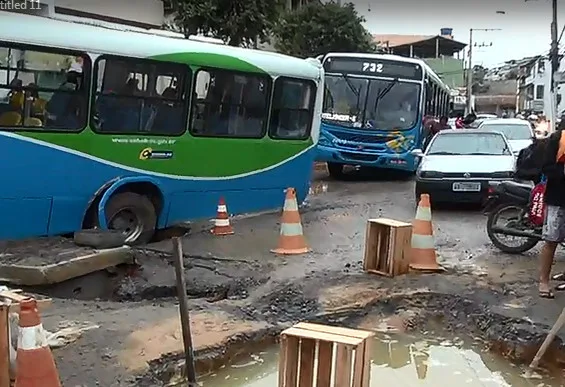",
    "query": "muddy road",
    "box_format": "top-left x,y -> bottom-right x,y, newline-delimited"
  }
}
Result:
31,168 -> 565,386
